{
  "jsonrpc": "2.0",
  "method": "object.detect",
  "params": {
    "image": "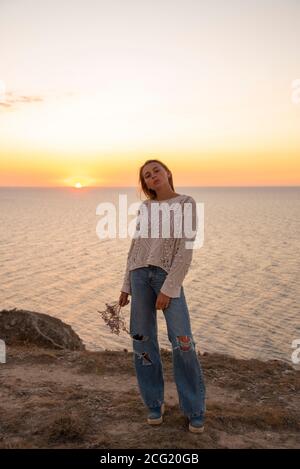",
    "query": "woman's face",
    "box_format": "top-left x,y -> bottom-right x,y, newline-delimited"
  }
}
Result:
142,163 -> 170,192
